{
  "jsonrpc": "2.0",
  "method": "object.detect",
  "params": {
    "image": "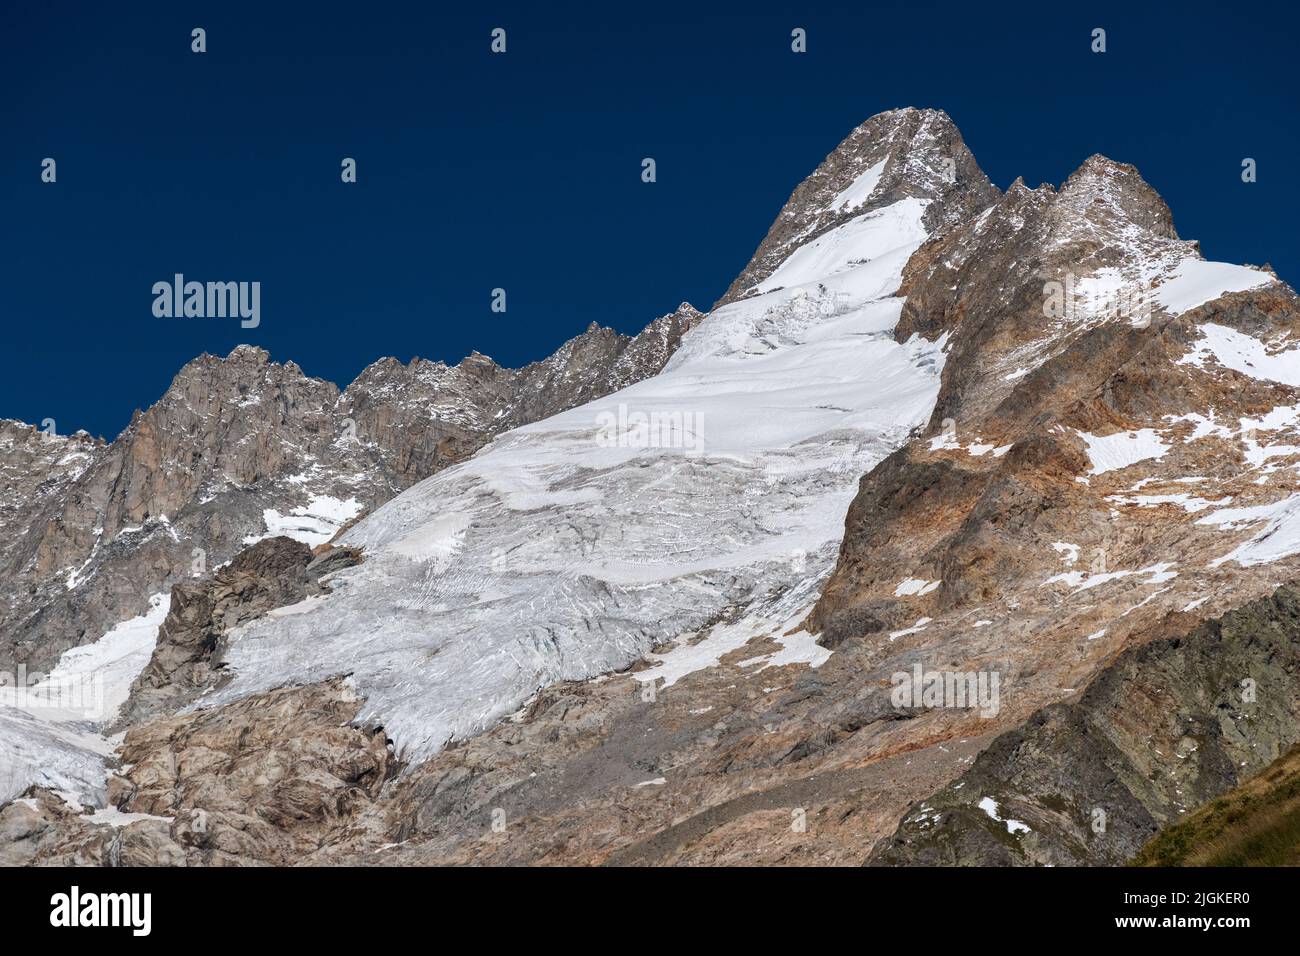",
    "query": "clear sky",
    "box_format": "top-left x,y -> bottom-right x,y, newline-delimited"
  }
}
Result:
3,0 -> 1296,439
